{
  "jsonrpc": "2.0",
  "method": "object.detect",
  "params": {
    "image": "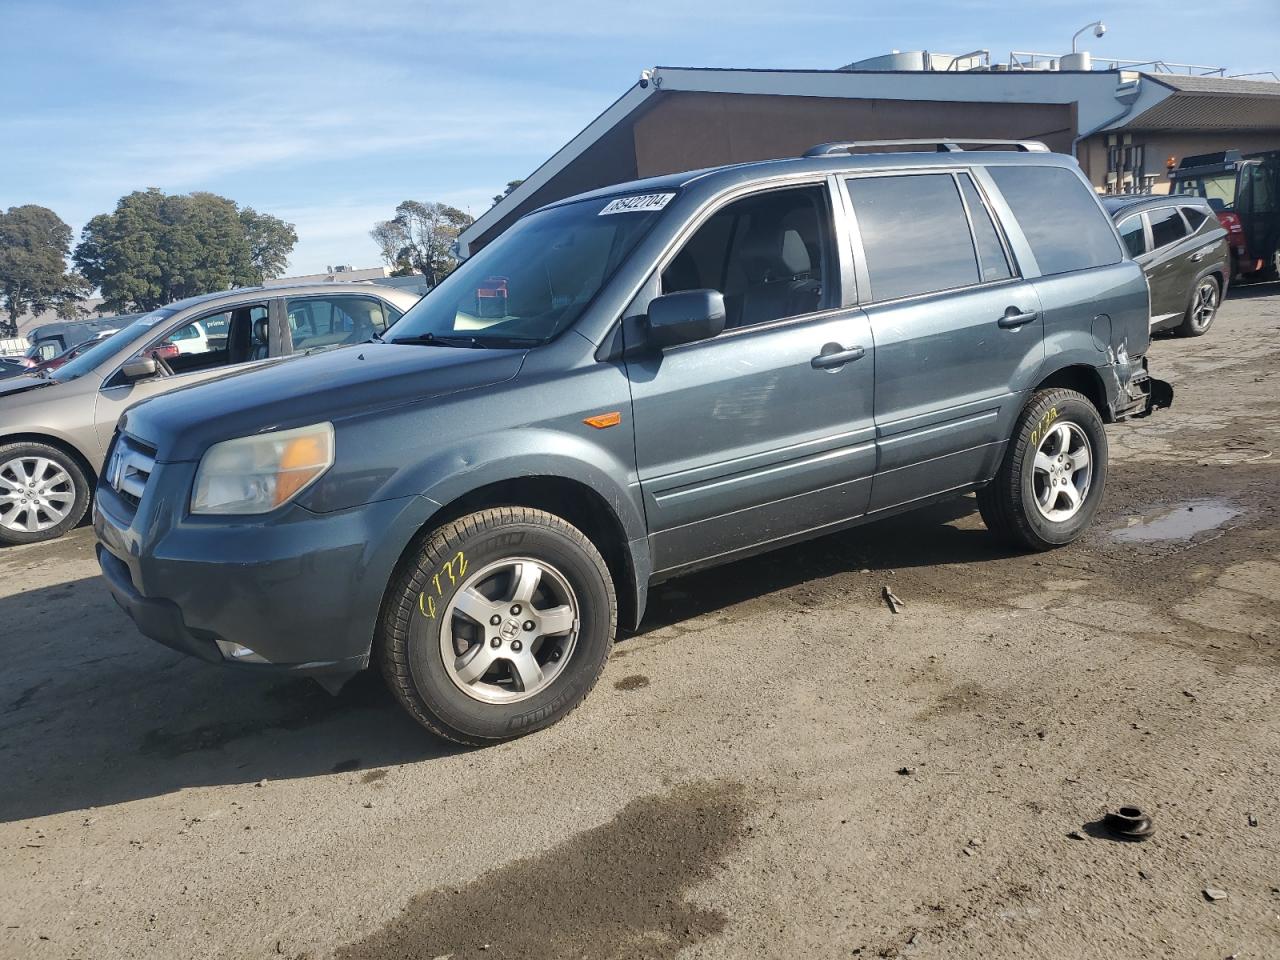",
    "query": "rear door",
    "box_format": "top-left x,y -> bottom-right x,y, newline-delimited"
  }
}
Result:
1143,206 -> 1192,324
841,169 -> 1043,512
626,180 -> 877,575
